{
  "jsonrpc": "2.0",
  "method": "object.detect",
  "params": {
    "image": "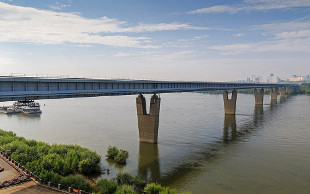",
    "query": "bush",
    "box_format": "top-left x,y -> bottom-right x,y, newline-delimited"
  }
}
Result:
0,129 -> 101,193
116,172 -> 134,185
106,146 -> 119,159
96,179 -> 118,194
115,184 -> 137,194
133,175 -> 147,193
114,149 -> 129,164
159,187 -> 178,194
144,183 -> 164,194
106,146 -> 129,164
60,174 -> 93,192
133,174 -> 146,186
